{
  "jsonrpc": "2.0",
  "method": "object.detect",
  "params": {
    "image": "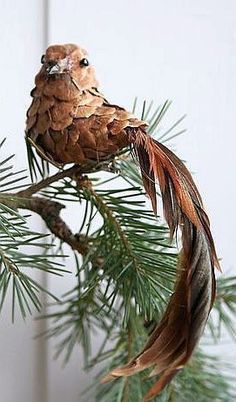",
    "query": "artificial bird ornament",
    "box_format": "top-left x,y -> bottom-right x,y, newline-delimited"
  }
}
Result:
25,44 -> 219,401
